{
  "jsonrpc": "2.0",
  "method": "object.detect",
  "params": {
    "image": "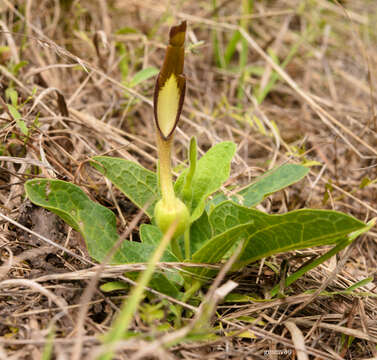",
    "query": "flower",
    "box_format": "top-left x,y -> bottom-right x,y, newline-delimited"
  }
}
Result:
154,21 -> 186,140
153,21 -> 189,241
